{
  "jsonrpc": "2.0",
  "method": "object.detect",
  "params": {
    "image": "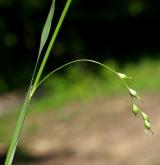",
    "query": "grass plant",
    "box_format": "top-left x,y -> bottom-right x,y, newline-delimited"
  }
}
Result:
4,0 -> 152,164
